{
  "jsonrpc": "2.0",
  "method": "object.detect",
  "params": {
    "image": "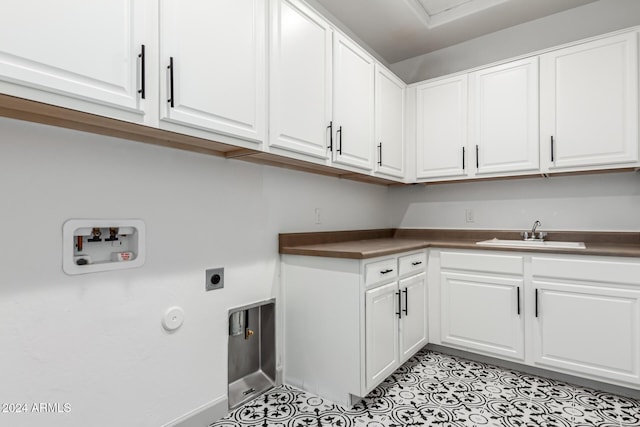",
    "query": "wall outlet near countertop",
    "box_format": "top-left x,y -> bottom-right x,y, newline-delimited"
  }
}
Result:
465,208 -> 475,223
